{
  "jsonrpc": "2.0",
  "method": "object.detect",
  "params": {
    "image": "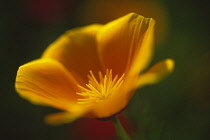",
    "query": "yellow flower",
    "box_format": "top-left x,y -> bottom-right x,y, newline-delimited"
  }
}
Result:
15,13 -> 174,125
